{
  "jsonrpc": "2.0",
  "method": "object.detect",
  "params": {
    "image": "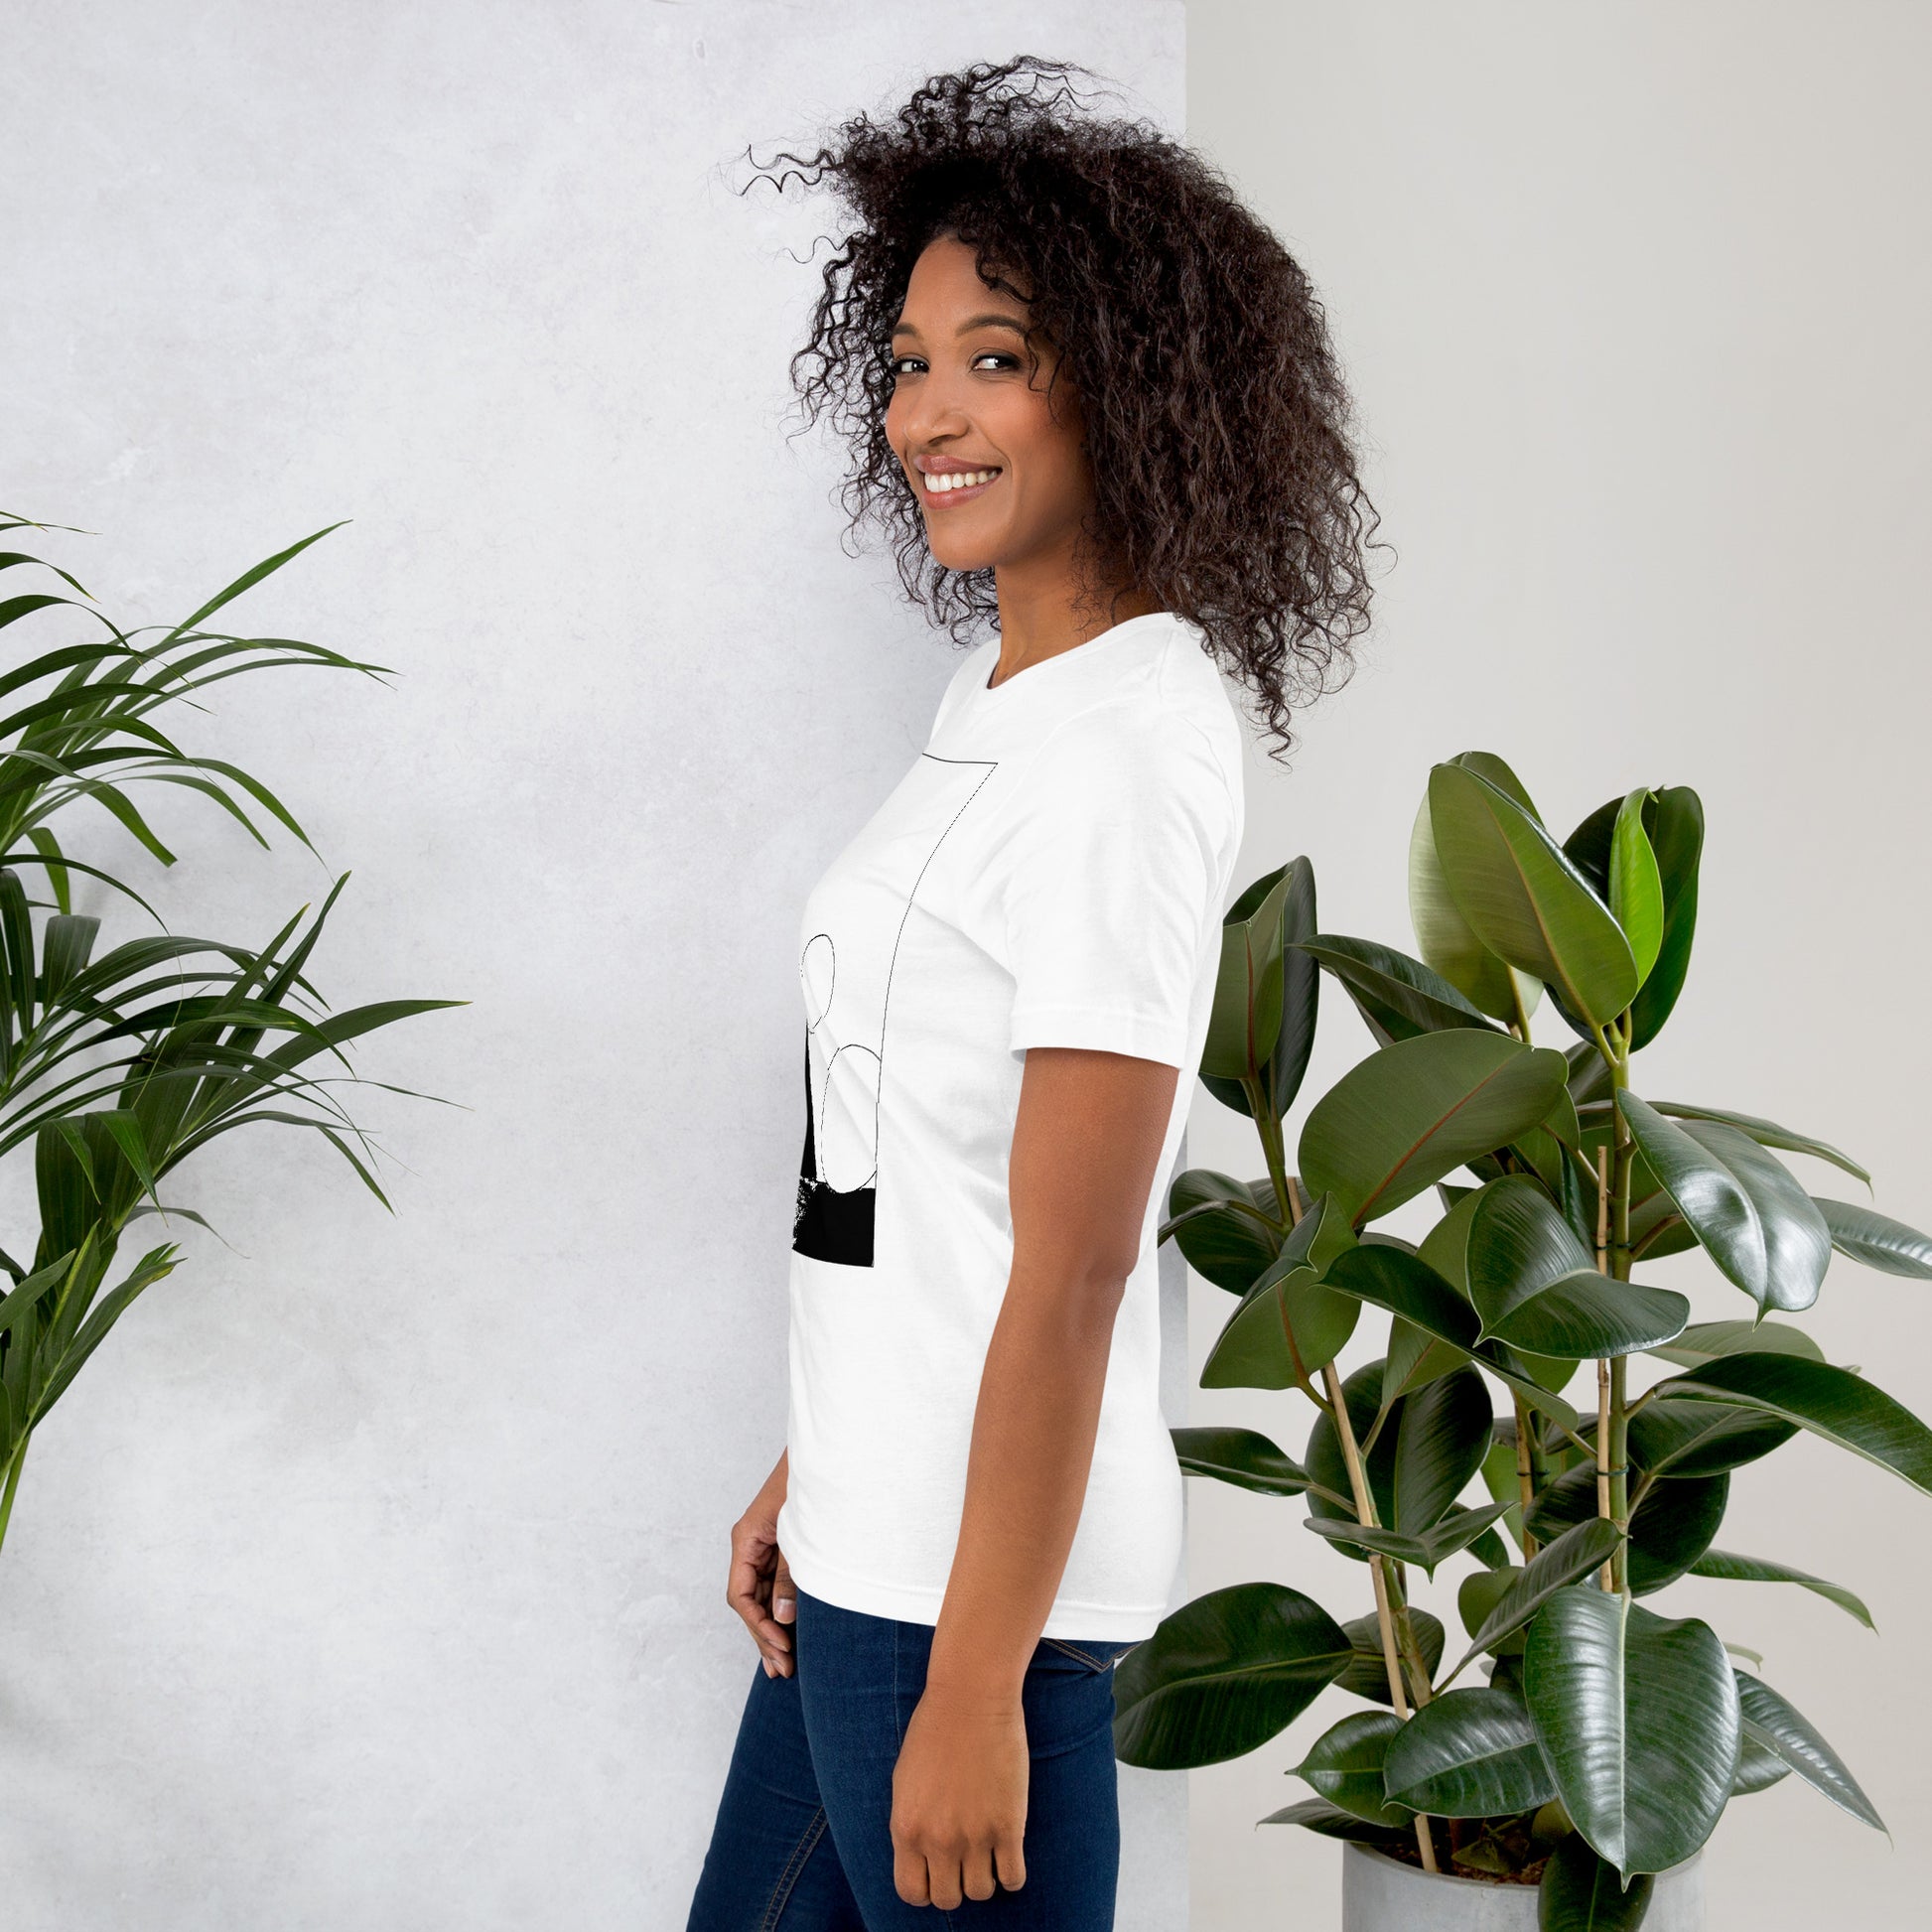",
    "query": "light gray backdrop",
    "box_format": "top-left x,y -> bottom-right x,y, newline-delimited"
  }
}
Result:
1186,5 -> 1931,1929
0,6 -> 1190,1928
